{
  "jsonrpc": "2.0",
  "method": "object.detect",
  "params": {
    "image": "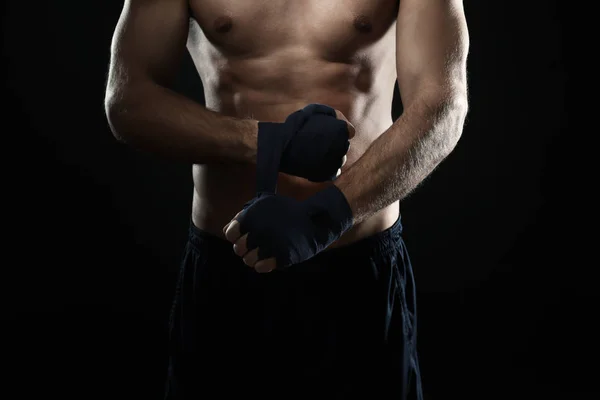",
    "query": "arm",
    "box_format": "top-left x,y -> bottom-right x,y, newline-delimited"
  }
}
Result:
104,0 -> 258,164
334,0 -> 470,224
